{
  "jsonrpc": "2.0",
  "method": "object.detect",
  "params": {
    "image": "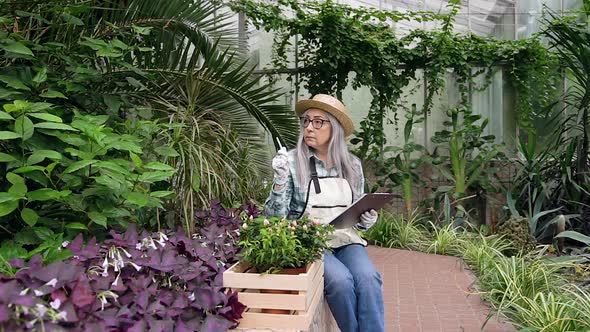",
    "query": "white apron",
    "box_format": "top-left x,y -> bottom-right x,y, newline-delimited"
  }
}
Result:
299,168 -> 367,248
